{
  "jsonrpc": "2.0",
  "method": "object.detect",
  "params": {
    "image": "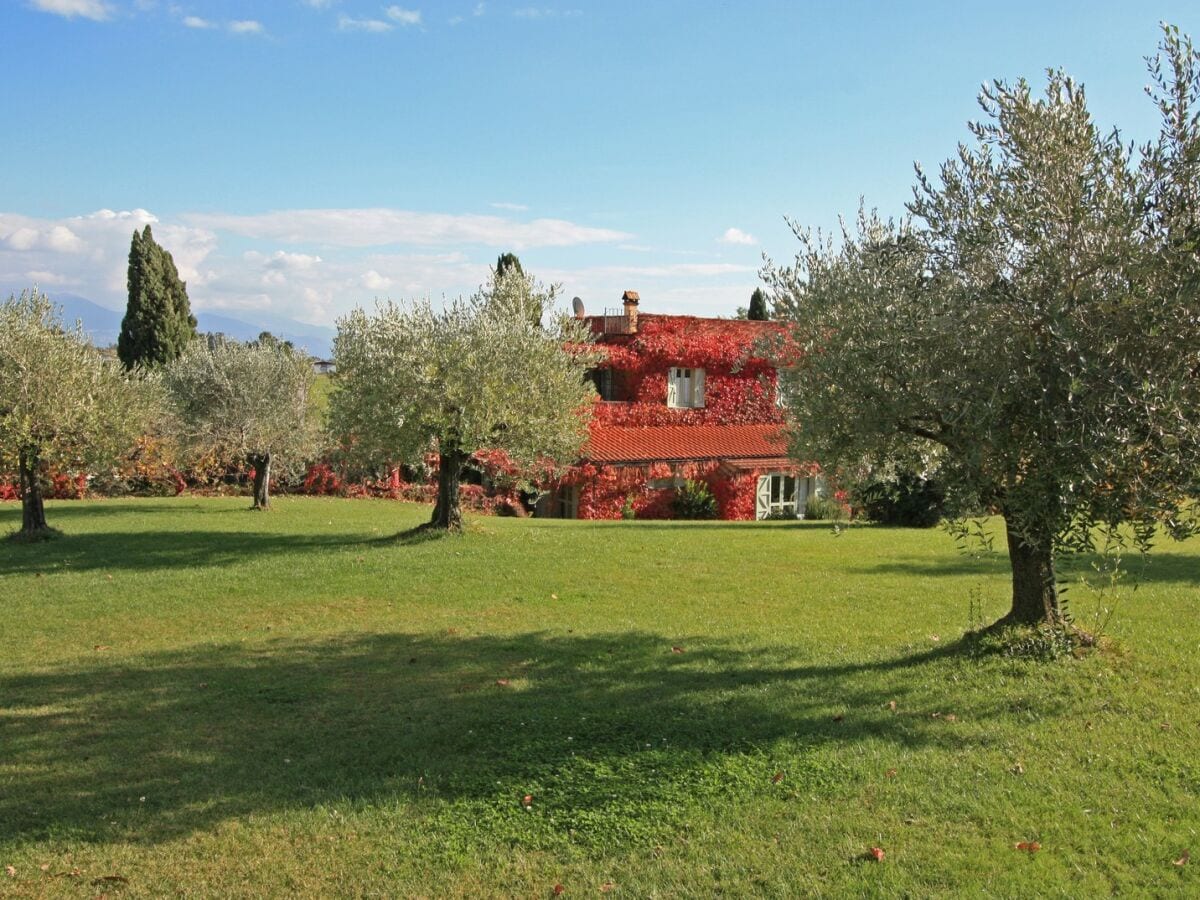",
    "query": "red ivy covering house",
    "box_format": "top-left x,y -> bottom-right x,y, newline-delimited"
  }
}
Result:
538,291 -> 822,520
